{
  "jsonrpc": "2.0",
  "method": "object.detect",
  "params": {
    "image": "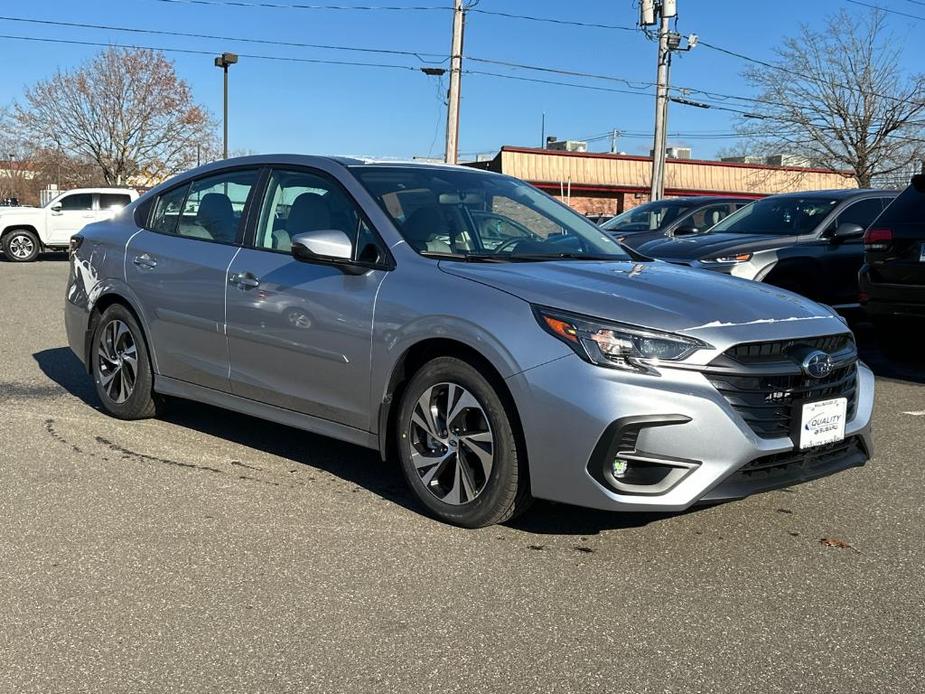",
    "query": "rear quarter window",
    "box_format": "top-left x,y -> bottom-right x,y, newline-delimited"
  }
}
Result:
877,184 -> 925,226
